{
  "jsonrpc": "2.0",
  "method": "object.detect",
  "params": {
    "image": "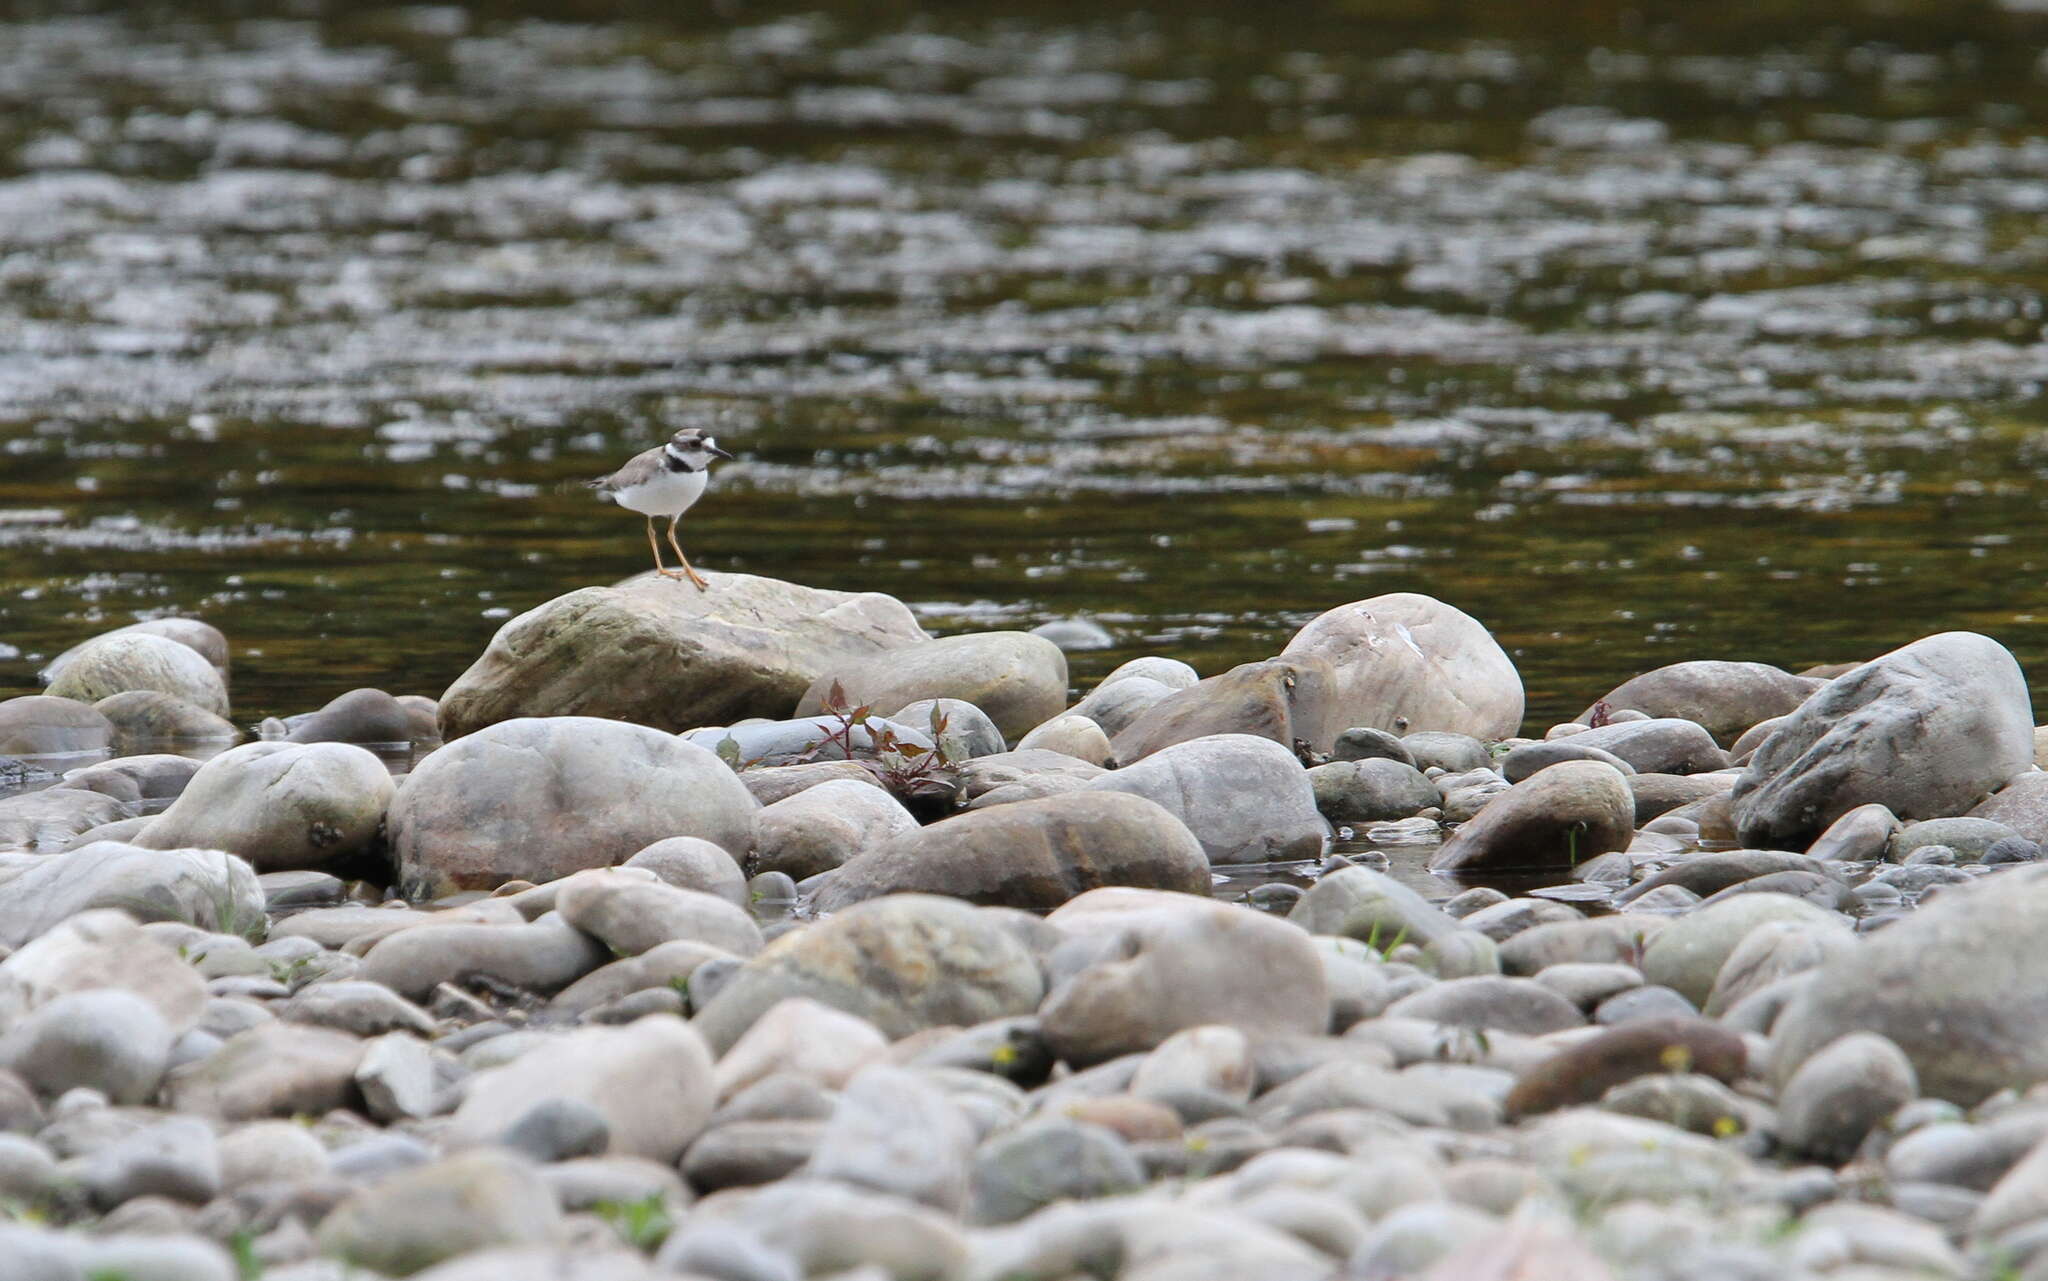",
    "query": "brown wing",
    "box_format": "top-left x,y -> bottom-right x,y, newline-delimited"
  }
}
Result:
588,444 -> 665,493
